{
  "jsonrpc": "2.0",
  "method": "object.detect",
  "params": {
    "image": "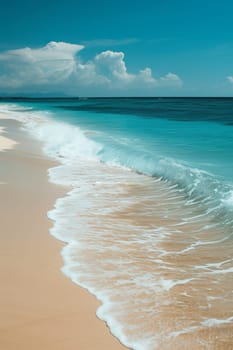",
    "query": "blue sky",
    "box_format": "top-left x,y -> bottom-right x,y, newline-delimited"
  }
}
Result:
0,0 -> 233,96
